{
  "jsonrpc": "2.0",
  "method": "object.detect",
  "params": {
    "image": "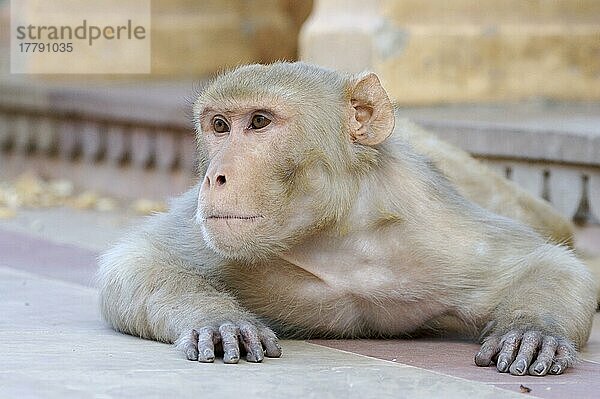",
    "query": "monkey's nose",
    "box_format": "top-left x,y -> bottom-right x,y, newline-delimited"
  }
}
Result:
203,174 -> 227,190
